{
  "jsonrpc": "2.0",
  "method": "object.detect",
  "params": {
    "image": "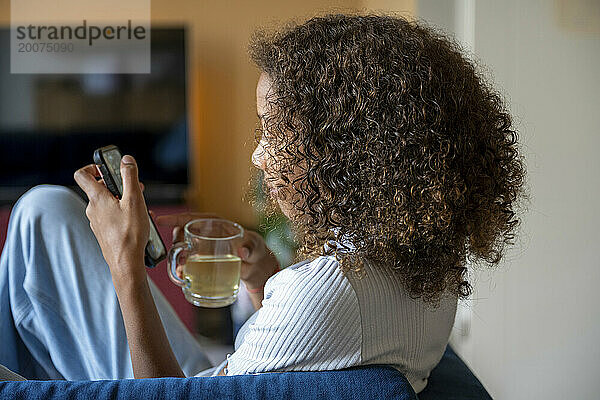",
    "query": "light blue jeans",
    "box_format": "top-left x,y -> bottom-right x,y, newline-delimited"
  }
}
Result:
0,185 -> 212,380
